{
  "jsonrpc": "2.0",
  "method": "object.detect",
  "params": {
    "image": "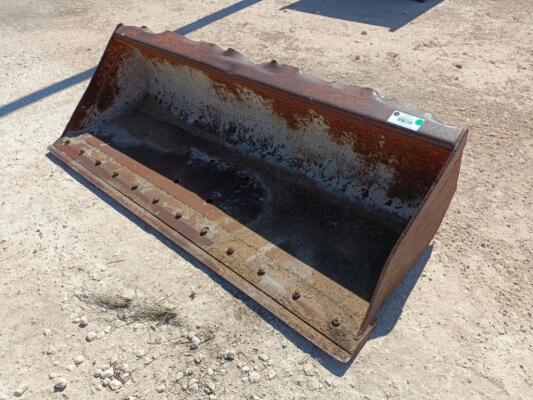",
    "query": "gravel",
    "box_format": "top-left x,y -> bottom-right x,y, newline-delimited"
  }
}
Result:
54,377 -> 67,391
46,345 -> 57,355
248,372 -> 260,384
79,316 -> 88,327
155,383 -> 166,393
86,331 -> 97,342
303,364 -> 315,377
258,354 -> 269,362
109,379 -> 123,391
189,335 -> 201,350
73,354 -> 84,366
101,367 -> 114,379
223,349 -> 235,361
